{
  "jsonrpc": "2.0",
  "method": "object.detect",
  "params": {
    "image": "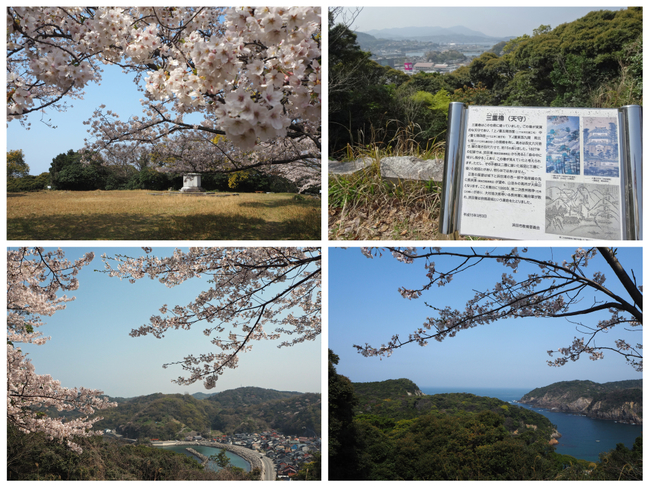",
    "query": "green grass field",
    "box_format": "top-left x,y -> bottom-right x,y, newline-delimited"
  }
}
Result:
7,190 -> 320,240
